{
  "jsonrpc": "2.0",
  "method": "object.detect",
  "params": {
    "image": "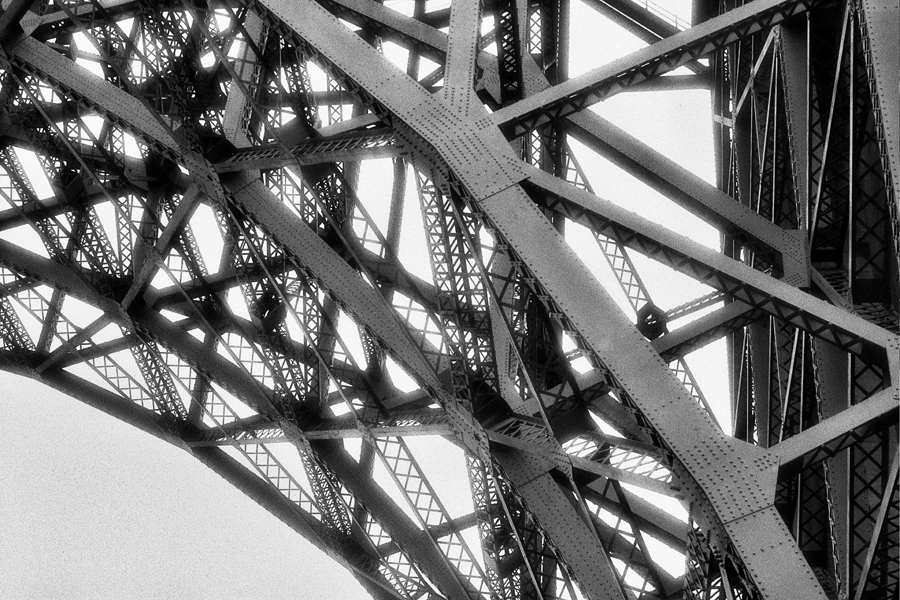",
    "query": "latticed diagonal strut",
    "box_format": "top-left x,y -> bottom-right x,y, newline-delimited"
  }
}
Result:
0,0 -> 896,598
